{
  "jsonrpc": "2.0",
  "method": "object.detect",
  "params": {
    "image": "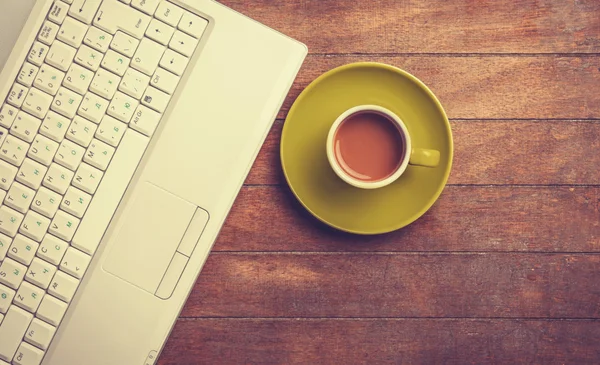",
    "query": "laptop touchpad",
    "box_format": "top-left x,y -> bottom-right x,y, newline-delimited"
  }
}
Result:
103,182 -> 197,294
